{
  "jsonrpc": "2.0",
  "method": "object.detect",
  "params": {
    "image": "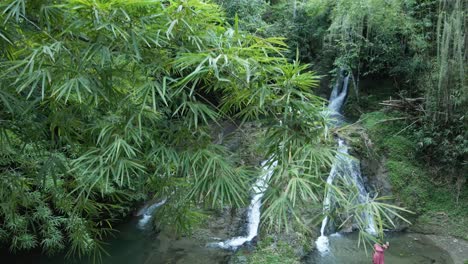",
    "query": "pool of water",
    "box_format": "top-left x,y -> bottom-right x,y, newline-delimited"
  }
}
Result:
305,232 -> 453,264
4,222 -> 455,264
4,218 -> 230,264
